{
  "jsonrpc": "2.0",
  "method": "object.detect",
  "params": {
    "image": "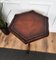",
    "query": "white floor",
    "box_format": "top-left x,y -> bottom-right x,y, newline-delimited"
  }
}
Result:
0,0 -> 56,32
